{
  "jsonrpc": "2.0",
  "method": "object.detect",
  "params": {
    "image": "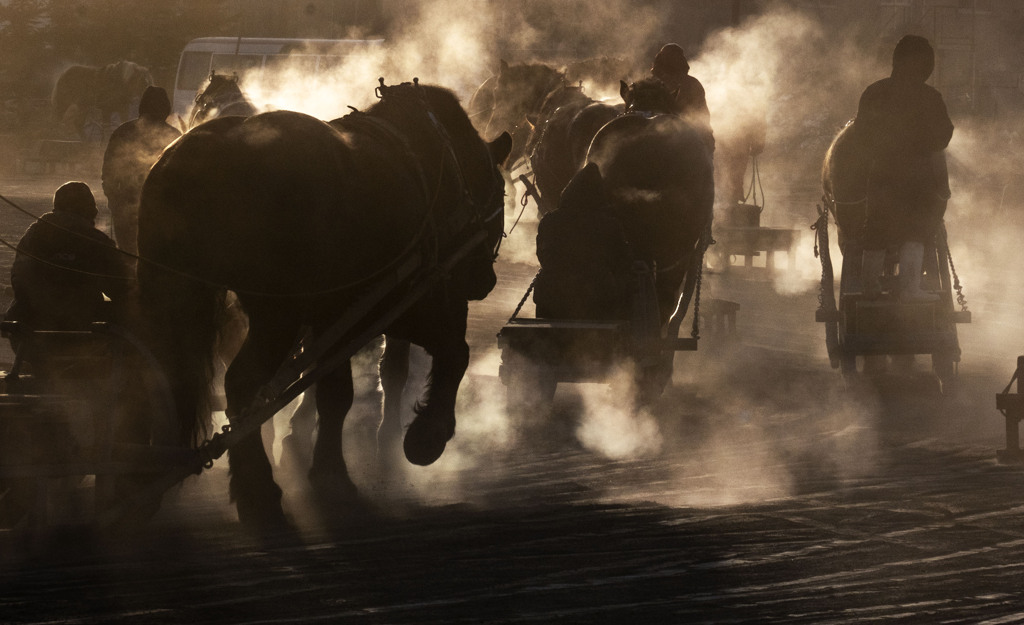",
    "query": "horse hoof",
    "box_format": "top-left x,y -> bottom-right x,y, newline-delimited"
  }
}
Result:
308,466 -> 359,502
235,499 -> 290,536
403,416 -> 453,466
